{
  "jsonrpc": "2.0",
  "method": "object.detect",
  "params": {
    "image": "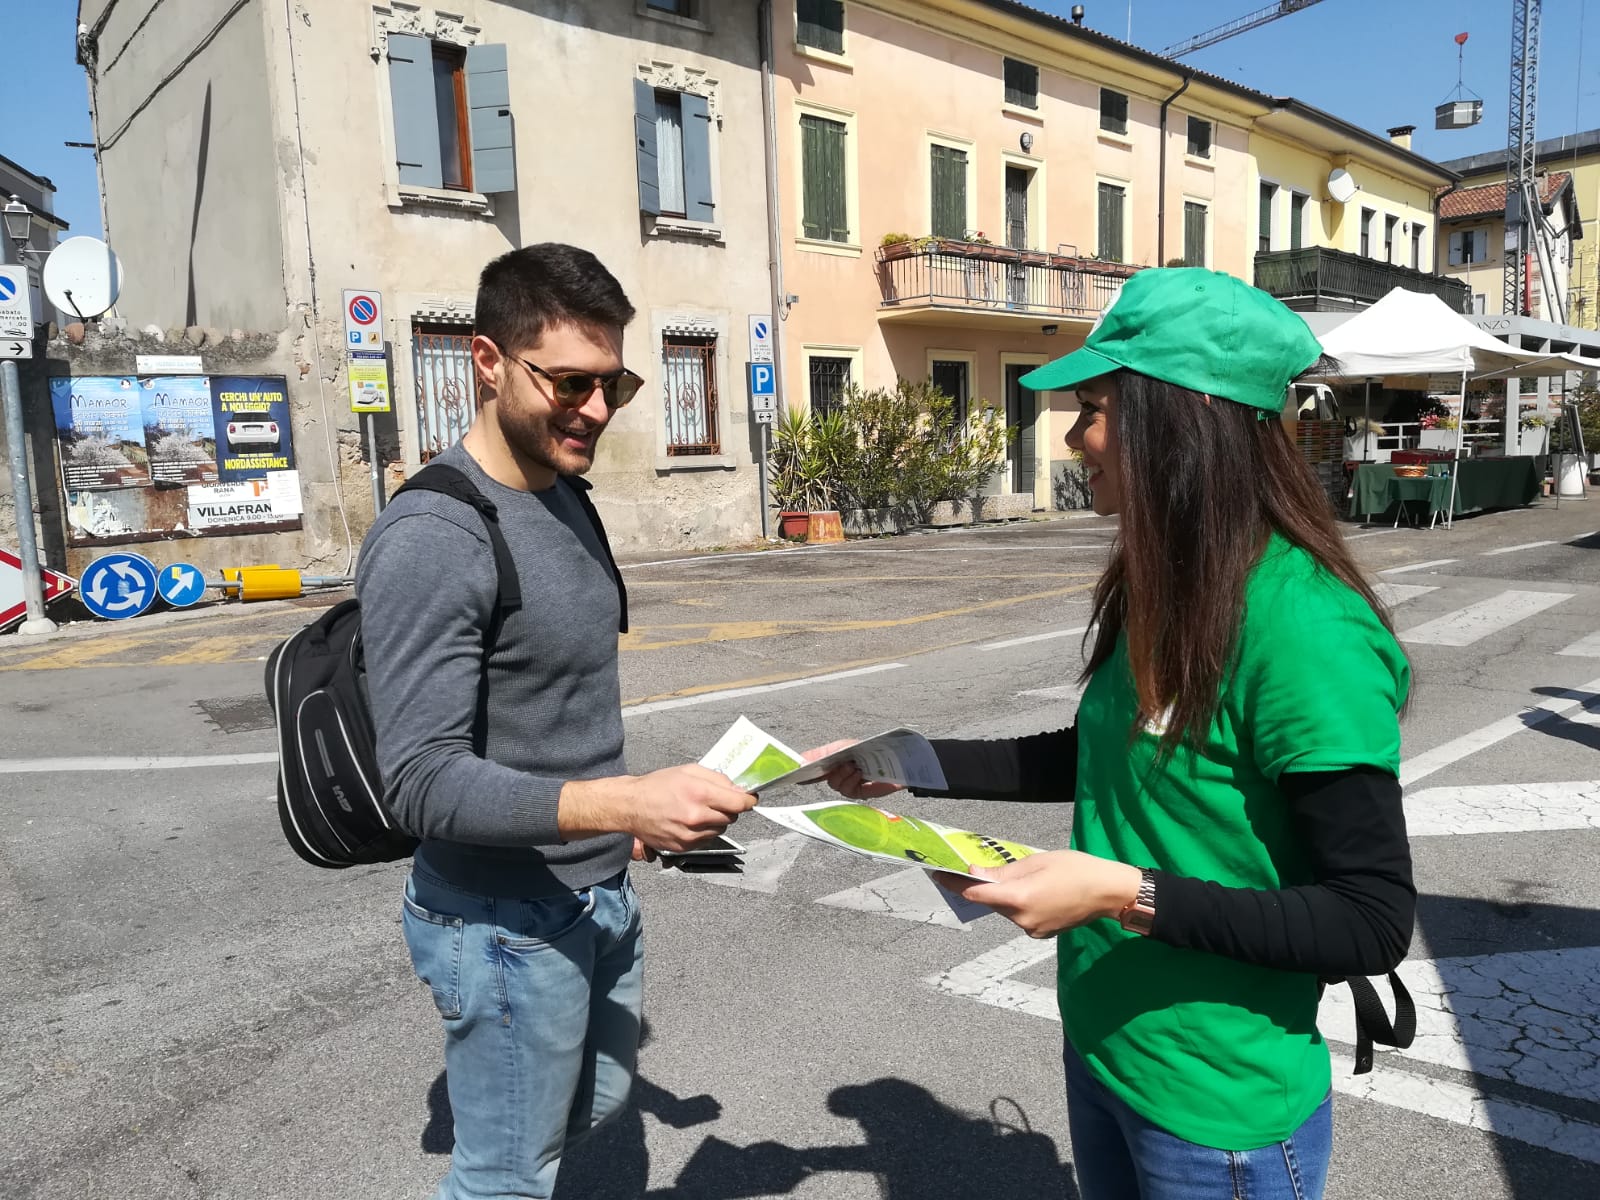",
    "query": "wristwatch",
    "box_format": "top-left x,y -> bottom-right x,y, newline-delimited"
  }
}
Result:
1117,867 -> 1158,936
